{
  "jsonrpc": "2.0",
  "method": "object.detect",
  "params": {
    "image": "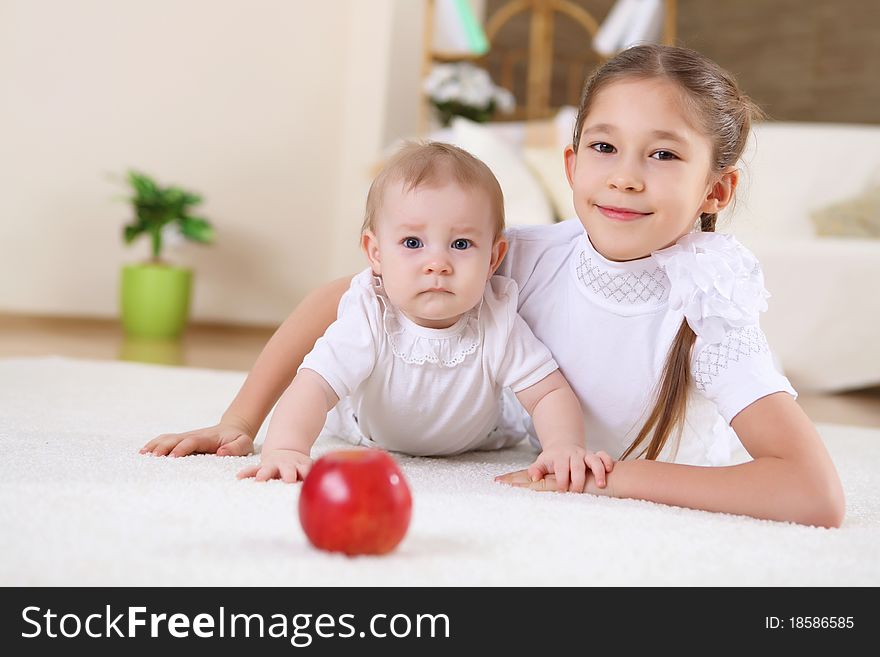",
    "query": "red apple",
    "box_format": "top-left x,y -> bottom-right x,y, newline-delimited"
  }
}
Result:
298,449 -> 412,556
